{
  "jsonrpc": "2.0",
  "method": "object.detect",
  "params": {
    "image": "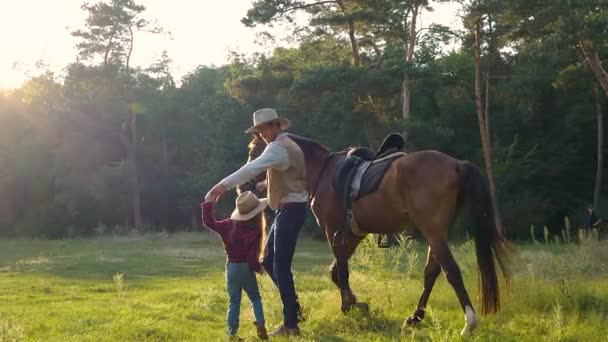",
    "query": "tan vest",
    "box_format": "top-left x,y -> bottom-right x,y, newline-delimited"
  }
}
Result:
267,134 -> 307,209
